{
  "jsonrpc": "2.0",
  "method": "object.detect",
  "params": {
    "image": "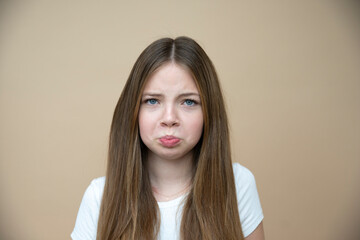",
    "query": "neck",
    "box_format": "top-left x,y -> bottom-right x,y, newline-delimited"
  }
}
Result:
146,151 -> 194,200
